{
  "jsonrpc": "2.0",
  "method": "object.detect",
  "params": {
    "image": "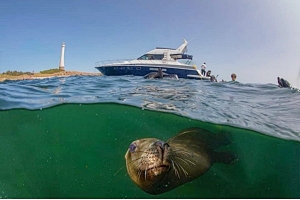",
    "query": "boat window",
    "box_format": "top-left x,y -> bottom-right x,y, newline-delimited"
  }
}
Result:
137,54 -> 164,60
120,67 -> 125,70
137,55 -> 148,60
152,54 -> 164,60
127,67 -> 133,70
136,67 -> 141,70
